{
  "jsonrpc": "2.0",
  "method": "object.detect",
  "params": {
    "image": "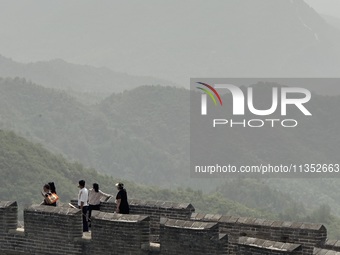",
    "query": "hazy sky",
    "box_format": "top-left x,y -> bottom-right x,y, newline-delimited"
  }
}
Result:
305,0 -> 340,18
2,0 -> 338,66
1,0 -> 340,85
